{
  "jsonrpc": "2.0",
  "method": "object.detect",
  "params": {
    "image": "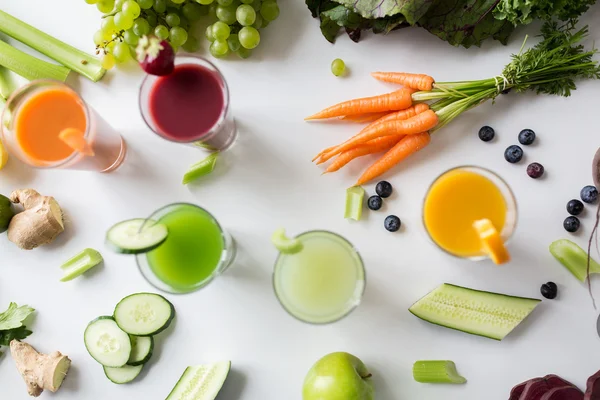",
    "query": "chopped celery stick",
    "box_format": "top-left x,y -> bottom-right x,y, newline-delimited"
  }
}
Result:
0,66 -> 17,101
413,361 -> 466,384
182,153 -> 218,184
0,10 -> 105,82
271,228 -> 303,254
60,248 -> 103,282
345,186 -> 365,221
0,40 -> 69,82
549,239 -> 600,282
